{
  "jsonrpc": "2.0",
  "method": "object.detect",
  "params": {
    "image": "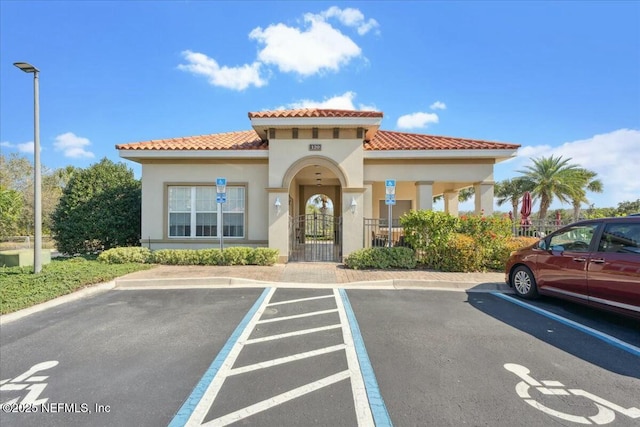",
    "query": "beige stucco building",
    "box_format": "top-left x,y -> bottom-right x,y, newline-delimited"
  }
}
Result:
117,109 -> 519,262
